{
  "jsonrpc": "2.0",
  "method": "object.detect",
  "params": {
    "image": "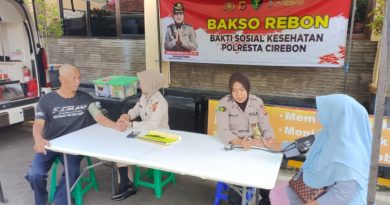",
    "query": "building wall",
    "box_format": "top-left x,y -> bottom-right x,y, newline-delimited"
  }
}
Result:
115,0 -> 144,12
48,37 -> 145,81
170,40 -> 377,105
47,38 -> 376,105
